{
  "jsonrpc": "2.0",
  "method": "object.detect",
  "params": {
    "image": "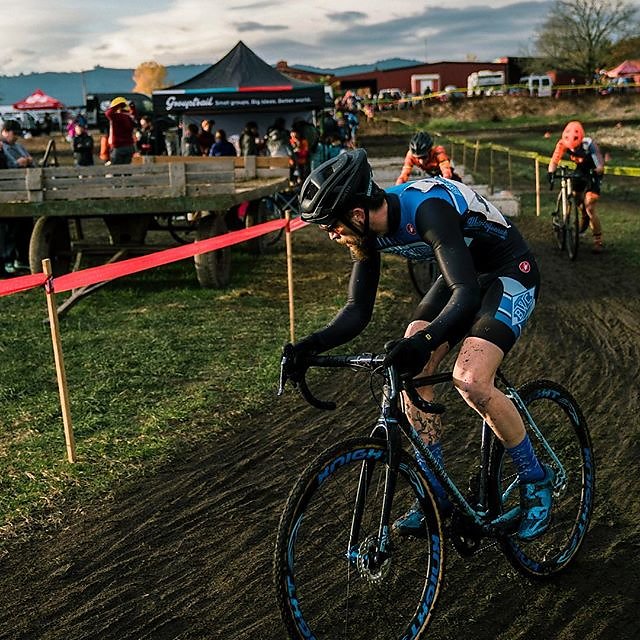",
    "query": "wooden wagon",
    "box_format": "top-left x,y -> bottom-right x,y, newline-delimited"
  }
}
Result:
0,155 -> 291,288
